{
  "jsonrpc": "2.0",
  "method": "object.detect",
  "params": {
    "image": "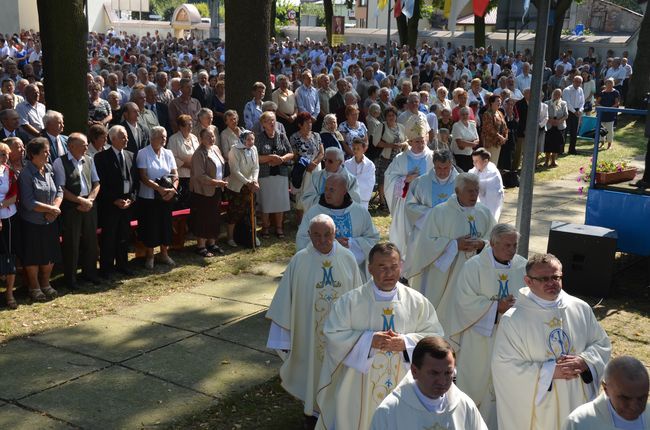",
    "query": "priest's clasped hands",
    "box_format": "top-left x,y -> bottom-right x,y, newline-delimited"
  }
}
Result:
497,294 -> 516,314
371,330 -> 406,352
457,235 -> 485,252
552,355 -> 588,380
